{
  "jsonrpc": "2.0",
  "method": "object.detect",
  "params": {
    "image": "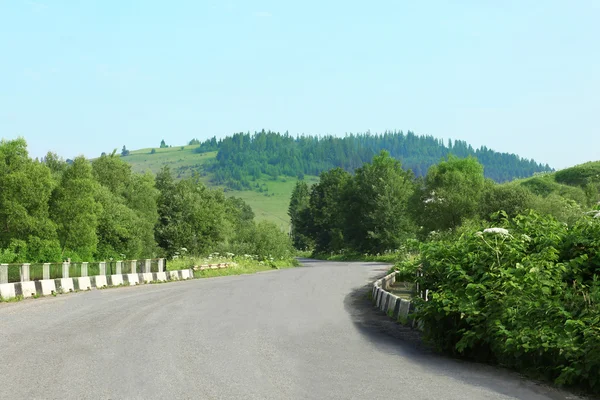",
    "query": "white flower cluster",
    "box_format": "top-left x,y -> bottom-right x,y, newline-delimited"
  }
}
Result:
483,227 -> 510,236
